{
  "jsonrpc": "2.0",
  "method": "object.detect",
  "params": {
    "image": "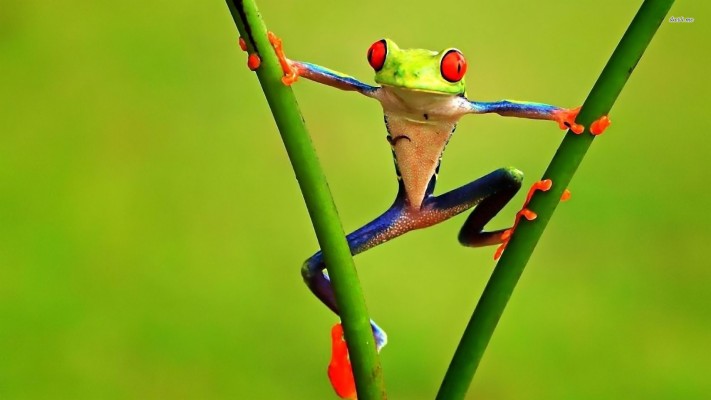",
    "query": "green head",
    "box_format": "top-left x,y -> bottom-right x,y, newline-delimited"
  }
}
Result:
367,38 -> 468,95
